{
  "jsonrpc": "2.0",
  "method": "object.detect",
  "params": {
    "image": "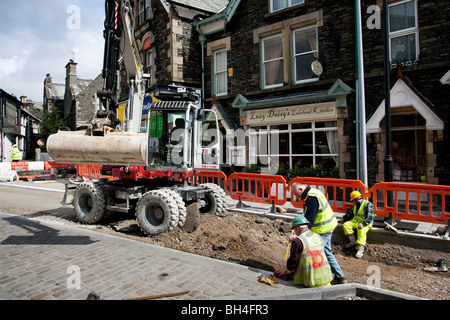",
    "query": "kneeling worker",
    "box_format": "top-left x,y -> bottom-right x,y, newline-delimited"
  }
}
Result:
274,215 -> 333,288
342,191 -> 374,258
